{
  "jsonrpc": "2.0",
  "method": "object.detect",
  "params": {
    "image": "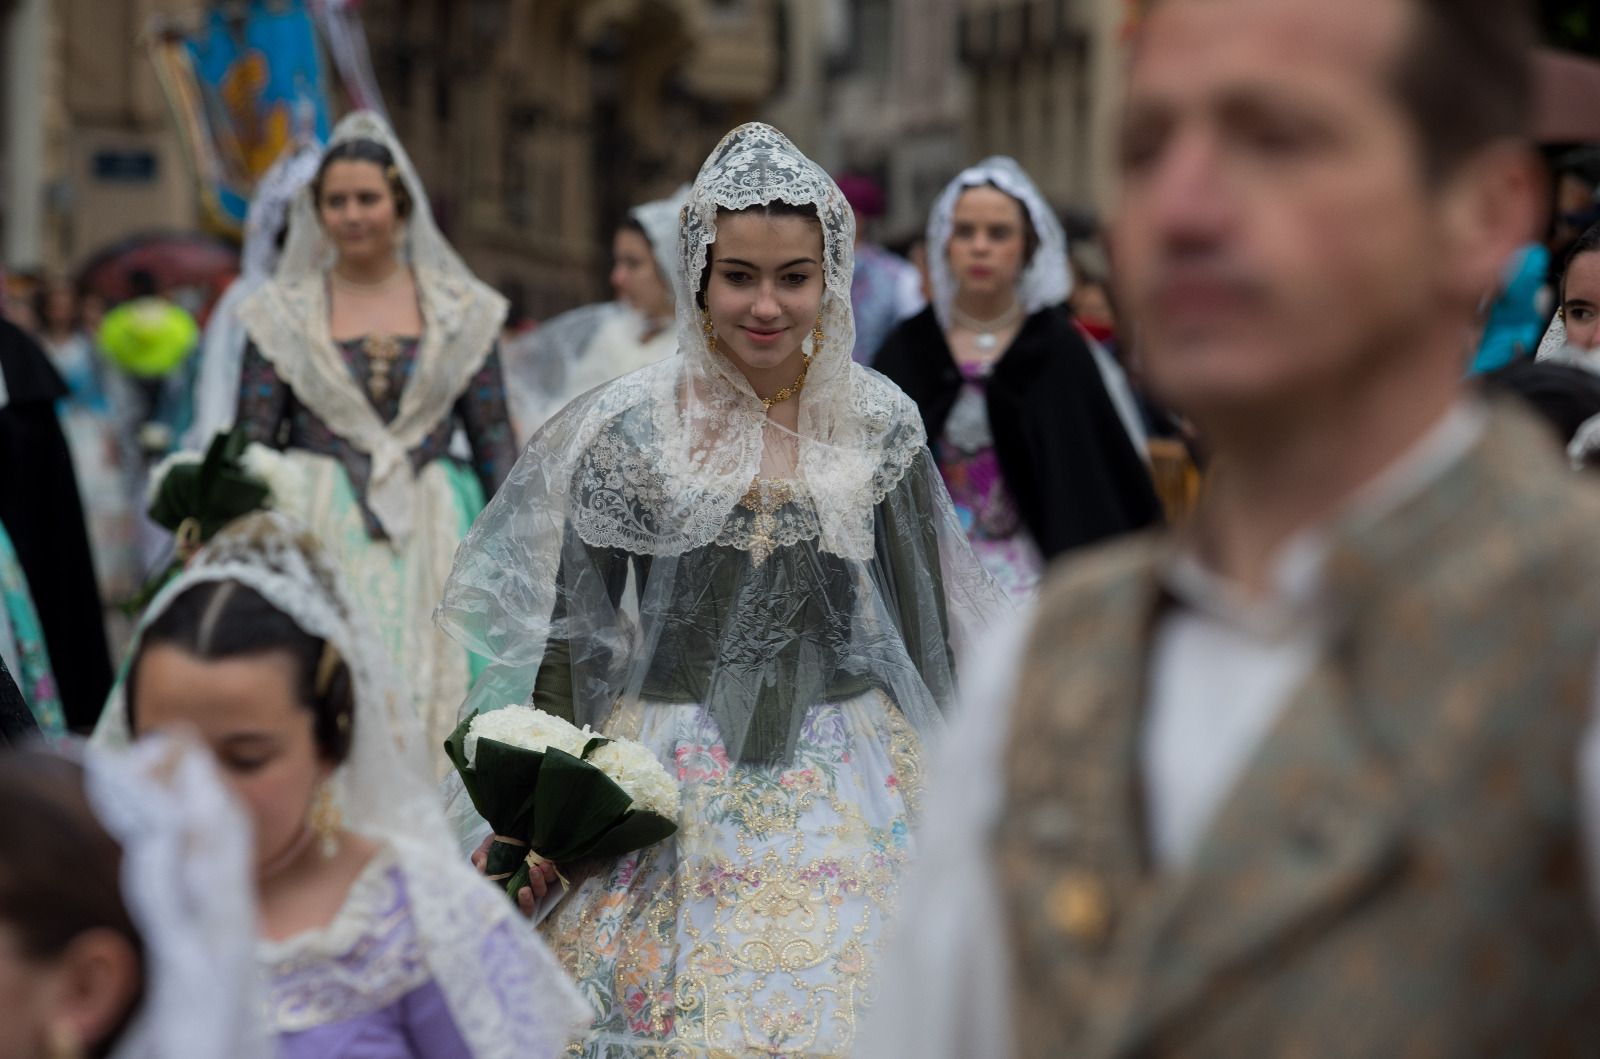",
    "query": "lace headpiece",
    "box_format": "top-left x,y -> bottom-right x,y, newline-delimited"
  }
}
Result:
926,156 -> 1073,330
